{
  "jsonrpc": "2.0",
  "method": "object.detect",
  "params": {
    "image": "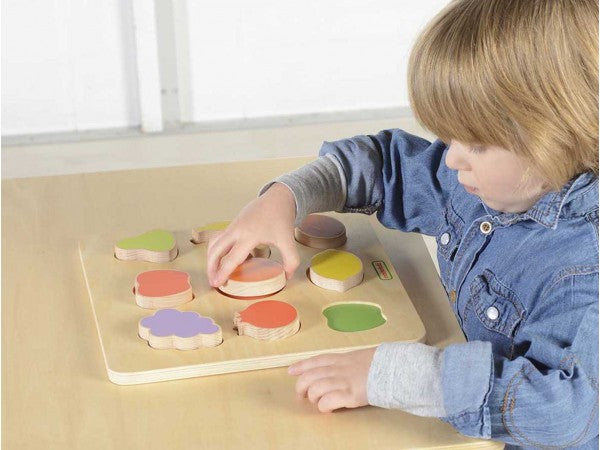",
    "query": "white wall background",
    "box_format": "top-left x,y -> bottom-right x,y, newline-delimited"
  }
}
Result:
1,0 -> 140,136
2,0 -> 449,137
186,0 -> 447,121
